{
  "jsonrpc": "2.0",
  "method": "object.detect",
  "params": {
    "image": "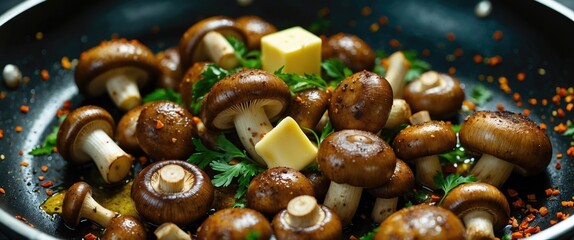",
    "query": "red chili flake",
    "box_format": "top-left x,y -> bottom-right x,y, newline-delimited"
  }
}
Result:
513,93 -> 521,102
567,146 -> 574,157
539,207 -> 549,216
545,188 -> 553,196
15,126 -> 23,133
539,123 -> 547,131
561,201 -> 574,207
41,165 -> 48,172
361,6 -> 372,16
526,194 -> 537,202
489,55 -> 503,66
61,57 -> 72,69
463,100 -> 477,111
496,103 -> 505,111
41,181 -> 53,188
389,39 -> 400,49
45,189 -> 53,196
554,123 -> 567,133
0,129 -> 3,139
511,232 -> 524,239
473,54 -> 483,64
84,233 -> 97,240
40,69 -> 50,81
492,30 -> 504,41
567,103 -> 574,111
20,105 -> 30,113
430,195 -> 441,202
0,188 -> 5,194
422,49 -> 431,57
550,220 -> 558,225
512,198 -> 525,208
446,32 -> 456,42
507,188 -> 519,197
542,98 -> 549,106
516,101 -> 523,107
552,189 -> 561,196
20,161 -> 29,167
38,176 -> 45,181
525,213 -> 536,222
155,120 -> 165,129
517,72 -> 526,81
557,108 -> 566,118
522,109 -> 531,116
453,48 -> 464,58
552,95 -> 561,105
138,156 -> 148,166
369,23 -> 380,33
0,91 -> 6,100
556,162 -> 562,170
378,16 -> 389,25
524,226 -> 540,234
448,67 -> 456,75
